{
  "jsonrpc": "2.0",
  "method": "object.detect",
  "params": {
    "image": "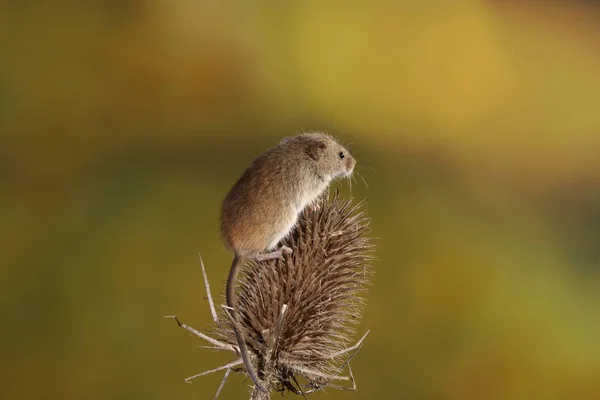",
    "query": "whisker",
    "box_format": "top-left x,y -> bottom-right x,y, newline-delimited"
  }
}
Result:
361,165 -> 377,172
356,171 -> 369,191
